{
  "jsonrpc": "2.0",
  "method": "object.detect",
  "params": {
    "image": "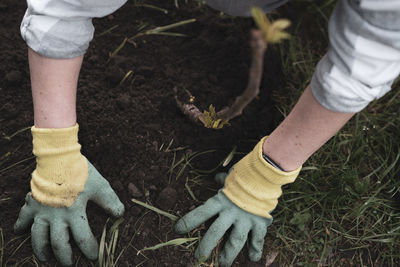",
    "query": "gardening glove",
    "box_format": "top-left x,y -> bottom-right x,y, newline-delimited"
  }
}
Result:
14,124 -> 124,266
175,137 -> 301,266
